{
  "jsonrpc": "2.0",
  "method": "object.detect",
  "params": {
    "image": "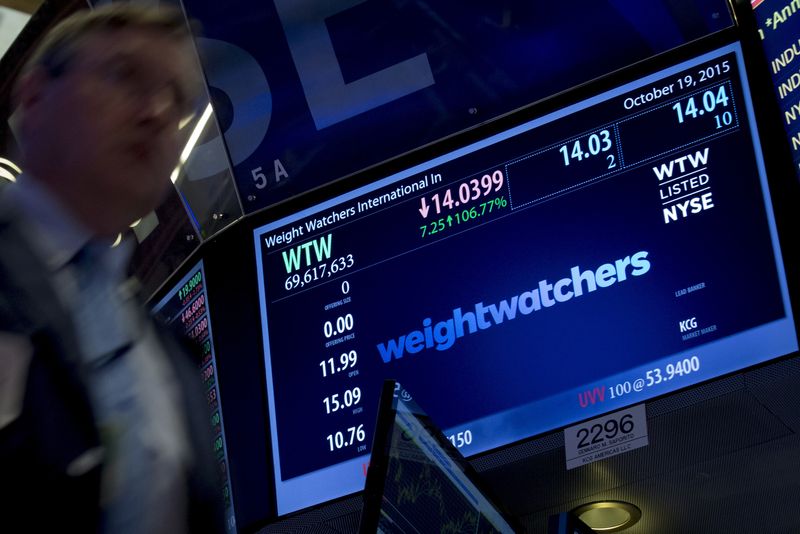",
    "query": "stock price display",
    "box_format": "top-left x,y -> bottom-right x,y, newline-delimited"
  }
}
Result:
254,43 -> 797,514
151,262 -> 237,534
